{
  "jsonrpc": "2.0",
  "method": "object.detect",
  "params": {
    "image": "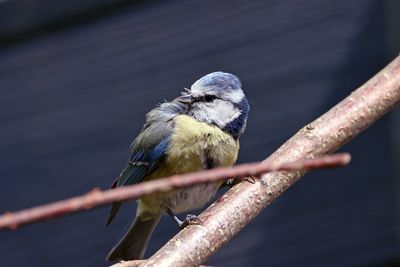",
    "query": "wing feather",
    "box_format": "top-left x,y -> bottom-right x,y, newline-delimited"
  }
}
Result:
106,122 -> 172,225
